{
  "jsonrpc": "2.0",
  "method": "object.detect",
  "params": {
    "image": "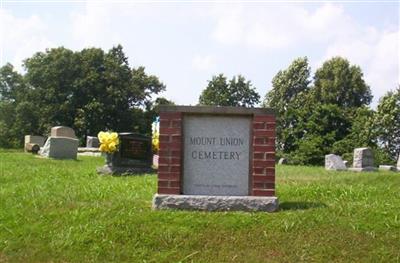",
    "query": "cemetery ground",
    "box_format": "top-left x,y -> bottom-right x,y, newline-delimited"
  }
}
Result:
1,150 -> 399,262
